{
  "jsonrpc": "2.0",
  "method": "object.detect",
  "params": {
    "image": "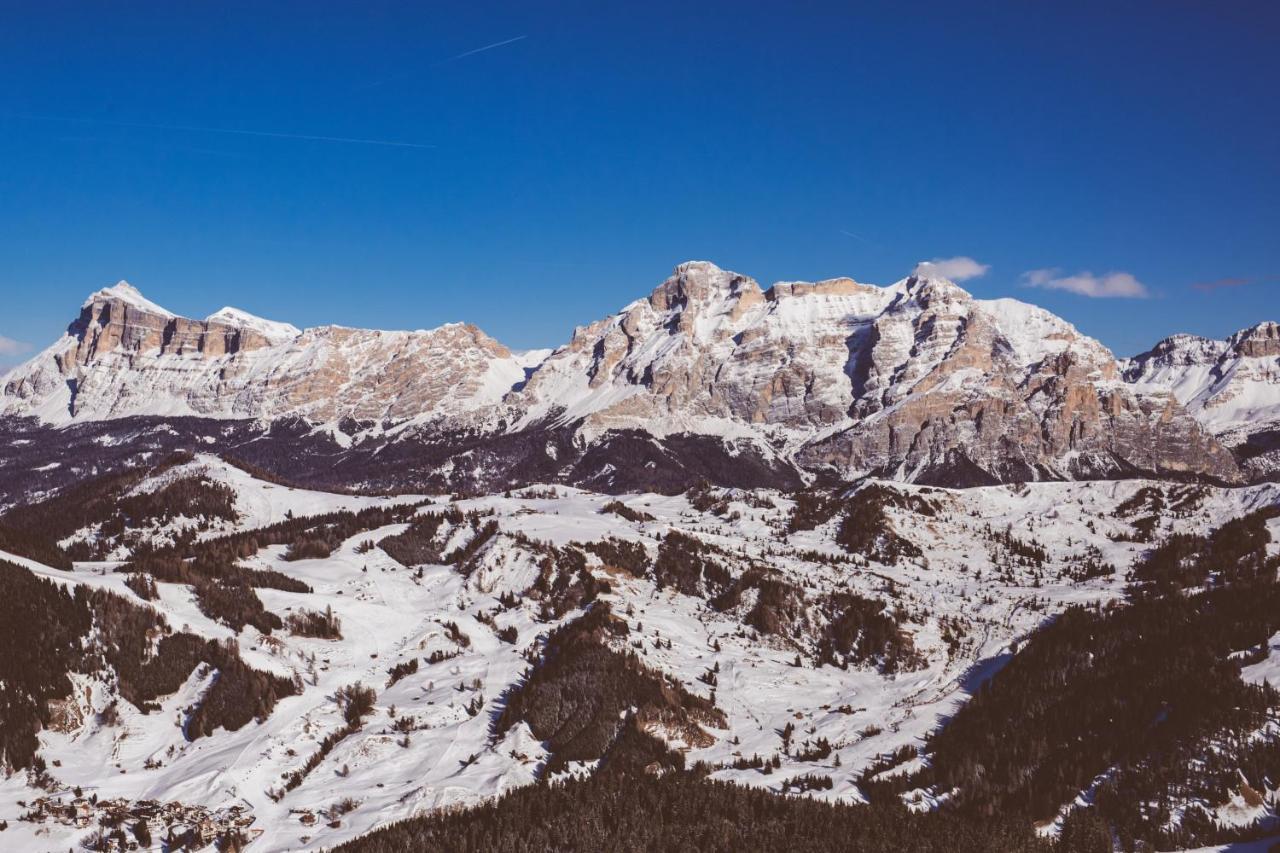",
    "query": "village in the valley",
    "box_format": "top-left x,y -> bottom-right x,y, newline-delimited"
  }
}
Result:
13,793 -> 262,850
